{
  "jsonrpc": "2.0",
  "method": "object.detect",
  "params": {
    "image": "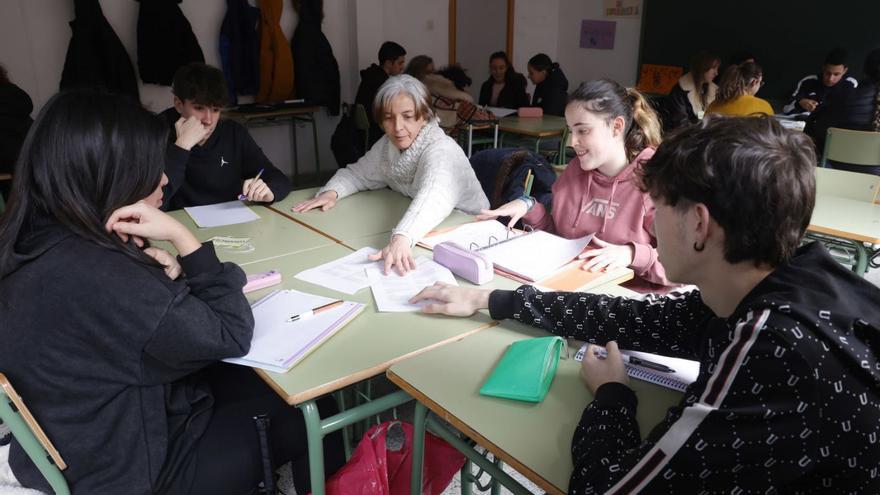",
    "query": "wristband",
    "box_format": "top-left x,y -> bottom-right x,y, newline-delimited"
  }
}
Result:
518,195 -> 536,212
